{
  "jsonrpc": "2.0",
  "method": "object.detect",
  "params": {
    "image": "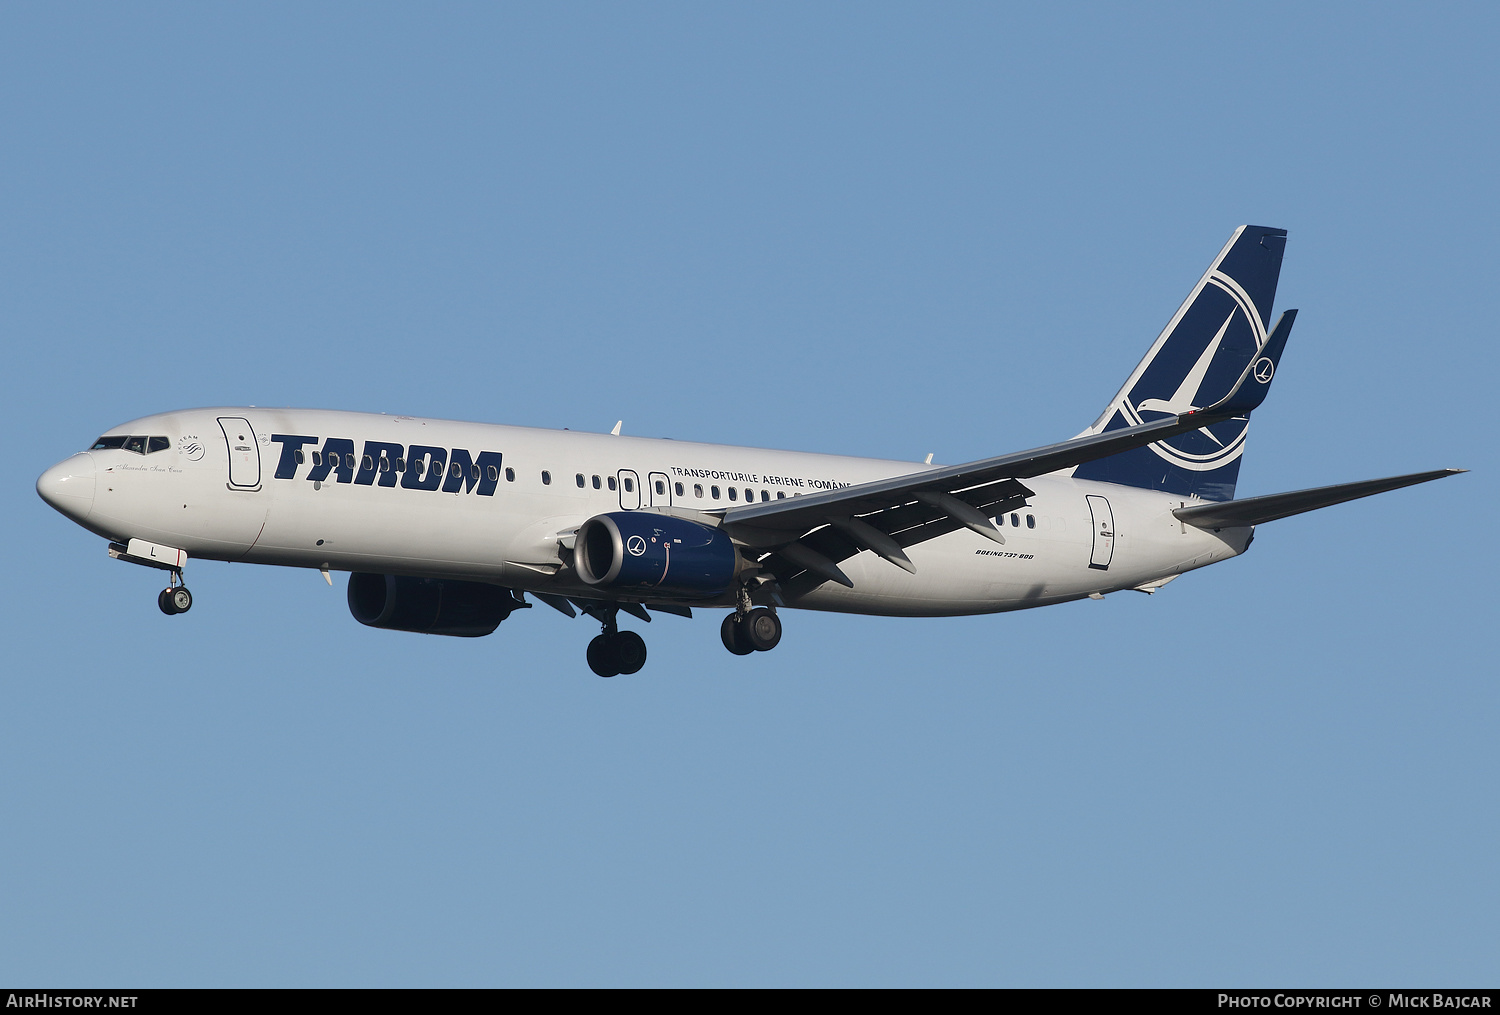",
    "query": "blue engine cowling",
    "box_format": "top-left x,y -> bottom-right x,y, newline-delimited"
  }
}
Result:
348,573 -> 521,637
575,512 -> 738,598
